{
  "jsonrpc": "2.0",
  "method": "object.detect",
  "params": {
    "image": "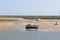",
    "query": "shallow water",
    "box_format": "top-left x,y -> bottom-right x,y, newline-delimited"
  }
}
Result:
0,30 -> 60,40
